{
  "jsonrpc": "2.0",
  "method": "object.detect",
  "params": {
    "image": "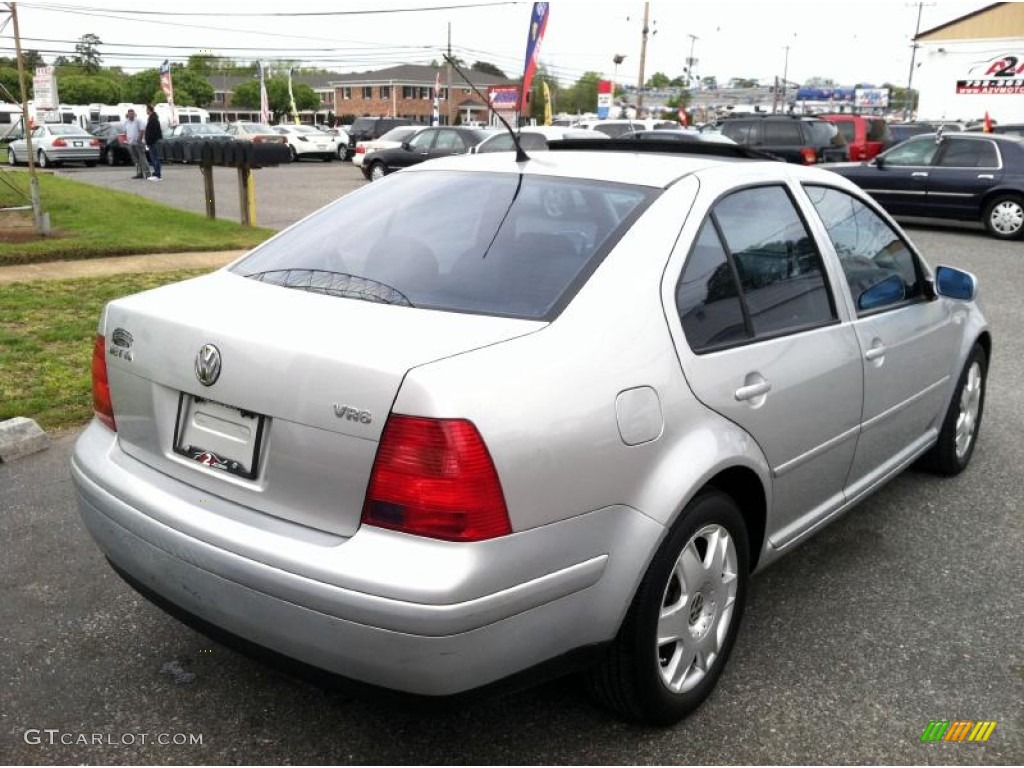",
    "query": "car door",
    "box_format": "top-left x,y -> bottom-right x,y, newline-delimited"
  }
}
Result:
925,137 -> 1003,219
854,136 -> 940,216
672,184 -> 863,547
429,129 -> 471,159
802,185 -> 962,499
391,128 -> 437,169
